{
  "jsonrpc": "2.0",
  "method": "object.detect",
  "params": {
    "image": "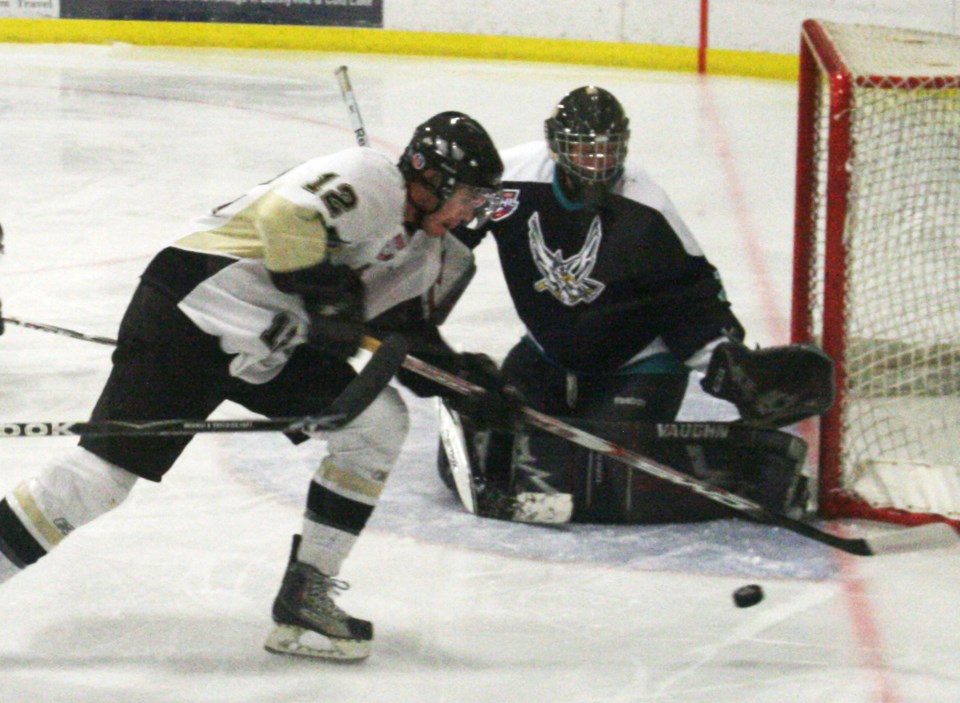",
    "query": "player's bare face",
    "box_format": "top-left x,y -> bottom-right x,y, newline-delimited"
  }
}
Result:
420,185 -> 483,237
407,178 -> 499,237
